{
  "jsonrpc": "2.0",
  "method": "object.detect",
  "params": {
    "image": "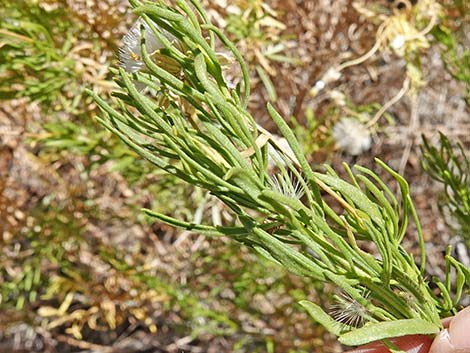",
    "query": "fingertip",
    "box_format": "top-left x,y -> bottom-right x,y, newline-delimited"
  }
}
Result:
429,329 -> 453,353
449,306 -> 470,349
